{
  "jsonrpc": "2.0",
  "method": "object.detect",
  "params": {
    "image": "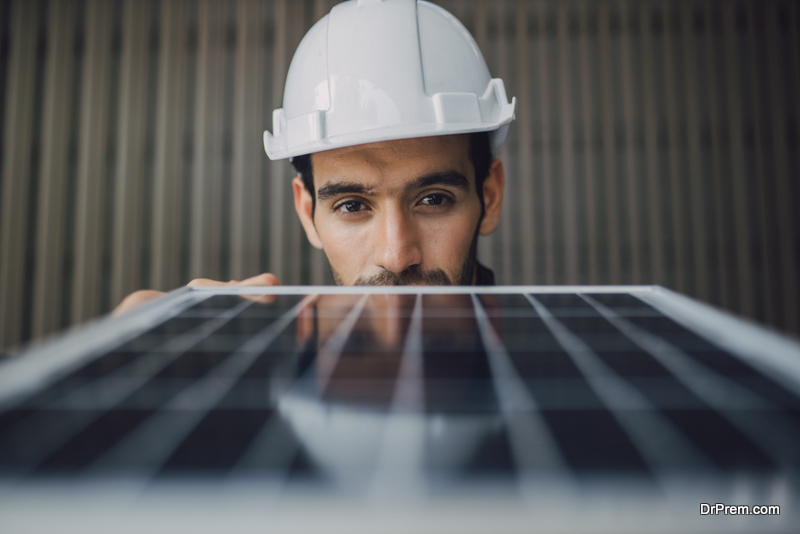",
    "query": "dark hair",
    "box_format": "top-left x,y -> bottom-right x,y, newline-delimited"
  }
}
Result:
291,131 -> 493,217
